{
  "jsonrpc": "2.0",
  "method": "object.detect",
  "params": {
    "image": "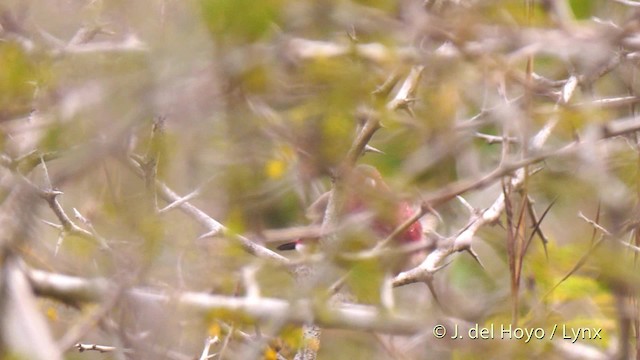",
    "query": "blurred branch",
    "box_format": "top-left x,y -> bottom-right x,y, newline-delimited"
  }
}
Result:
571,96 -> 640,109
262,225 -> 324,243
611,0 -> 640,6
45,31 -> 149,54
553,341 -> 608,360
56,278 -> 128,351
2,150 -> 60,174
474,132 -> 519,144
602,116 -> 640,138
28,269 -> 431,335
1,258 -> 62,360
284,38 -> 418,64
